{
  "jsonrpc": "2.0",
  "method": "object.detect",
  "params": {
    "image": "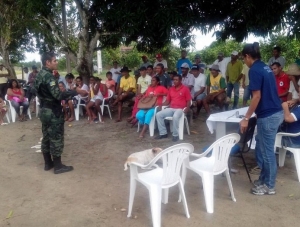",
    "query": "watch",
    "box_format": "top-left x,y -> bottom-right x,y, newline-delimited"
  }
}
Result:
244,117 -> 249,121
